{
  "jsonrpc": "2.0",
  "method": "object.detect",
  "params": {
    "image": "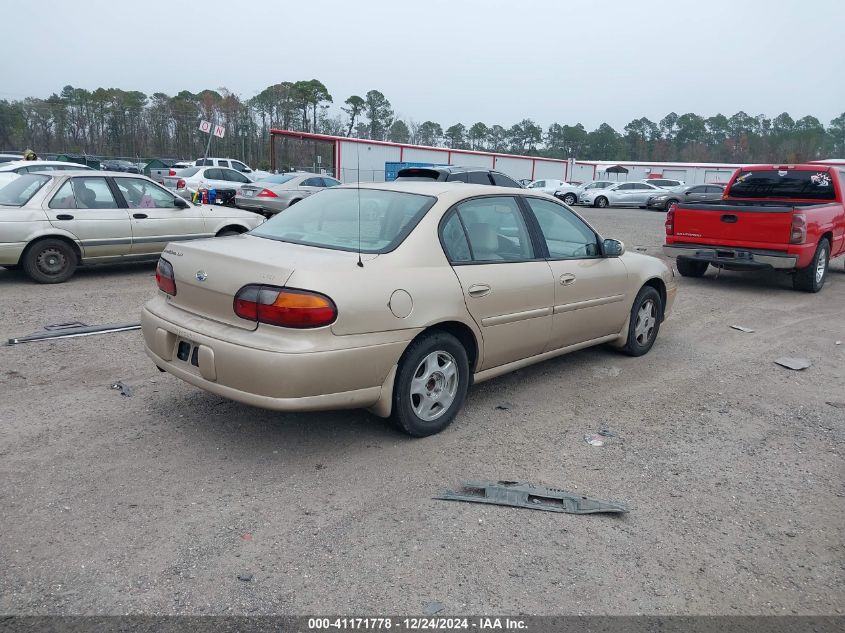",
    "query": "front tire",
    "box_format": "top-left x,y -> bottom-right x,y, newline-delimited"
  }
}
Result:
22,239 -> 77,284
595,196 -> 609,208
563,193 -> 577,205
621,286 -> 662,357
391,332 -> 469,437
793,238 -> 829,293
676,257 -> 709,278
